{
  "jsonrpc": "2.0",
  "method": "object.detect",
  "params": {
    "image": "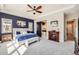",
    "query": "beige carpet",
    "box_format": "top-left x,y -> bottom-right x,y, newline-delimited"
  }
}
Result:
24,39 -> 75,55
0,38 -> 75,55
